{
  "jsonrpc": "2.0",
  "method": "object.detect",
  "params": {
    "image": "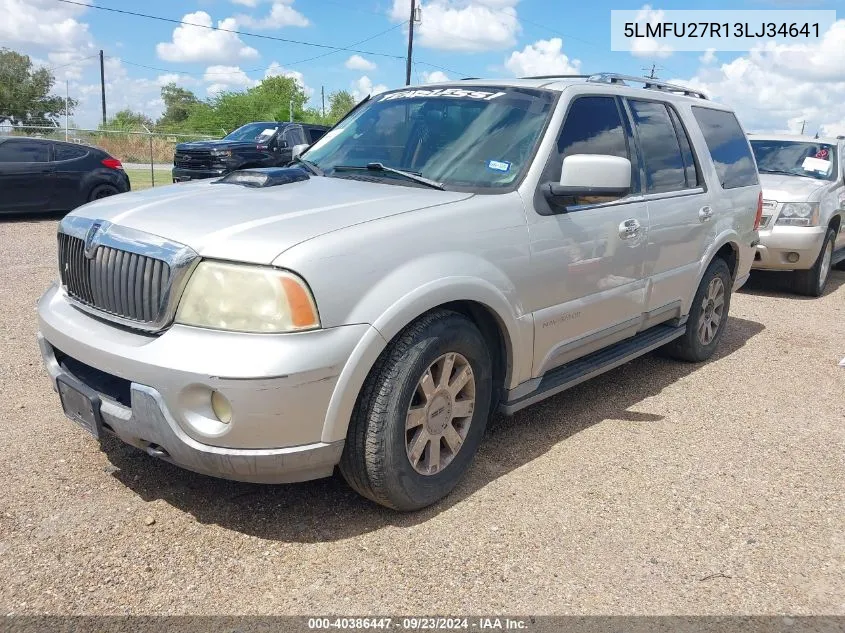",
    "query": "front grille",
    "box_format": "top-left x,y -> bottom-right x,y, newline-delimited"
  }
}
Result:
174,151 -> 213,169
58,233 -> 171,324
